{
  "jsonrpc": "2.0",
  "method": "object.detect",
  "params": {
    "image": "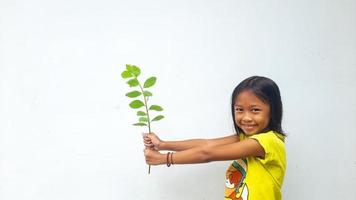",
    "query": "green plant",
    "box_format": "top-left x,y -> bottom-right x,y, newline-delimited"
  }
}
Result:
121,64 -> 165,174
